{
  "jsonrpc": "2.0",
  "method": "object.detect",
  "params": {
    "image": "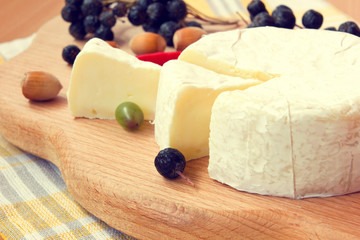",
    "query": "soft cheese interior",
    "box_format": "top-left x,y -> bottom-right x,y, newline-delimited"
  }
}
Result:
154,60 -> 262,160
68,38 -> 161,120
